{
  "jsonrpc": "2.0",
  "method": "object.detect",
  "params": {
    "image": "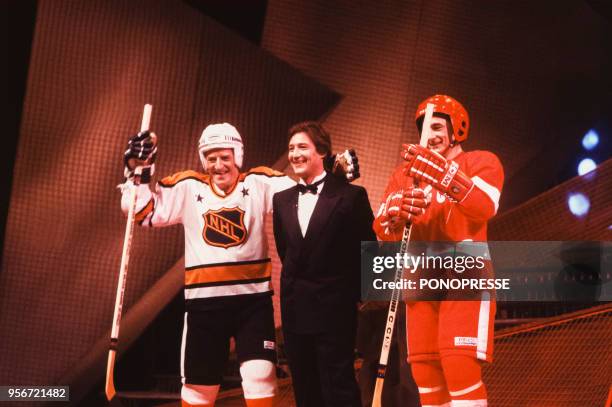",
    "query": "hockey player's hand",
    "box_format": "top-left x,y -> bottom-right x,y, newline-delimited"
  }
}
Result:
380,187 -> 431,226
328,149 -> 360,182
389,187 -> 430,222
401,143 -> 473,202
123,131 -> 157,182
124,131 -> 157,169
